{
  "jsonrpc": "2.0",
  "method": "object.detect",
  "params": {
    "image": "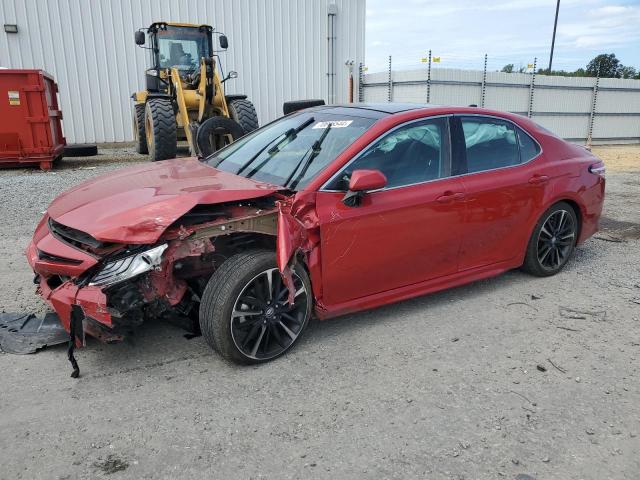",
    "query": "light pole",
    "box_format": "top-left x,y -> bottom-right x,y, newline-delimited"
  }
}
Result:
548,0 -> 560,73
